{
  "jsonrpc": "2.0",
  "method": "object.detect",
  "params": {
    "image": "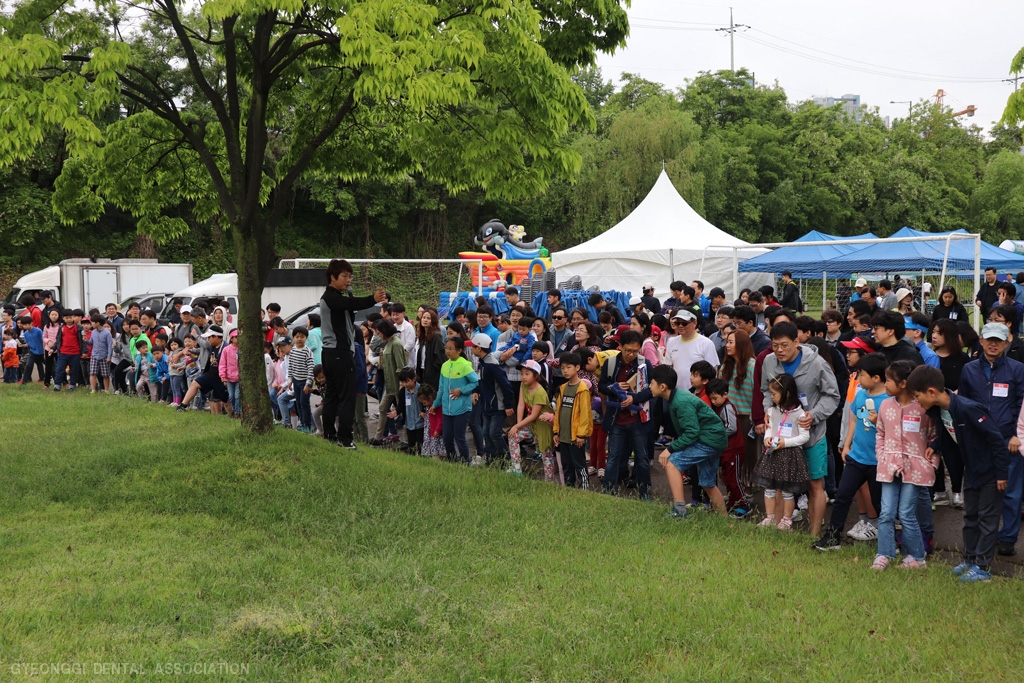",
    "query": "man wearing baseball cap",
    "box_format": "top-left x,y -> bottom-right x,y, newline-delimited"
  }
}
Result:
957,322 -> 1024,557
173,304 -> 199,345
177,324 -> 228,413
664,309 -> 718,392
903,313 -> 939,368
467,333 -> 515,464
641,283 -> 661,316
